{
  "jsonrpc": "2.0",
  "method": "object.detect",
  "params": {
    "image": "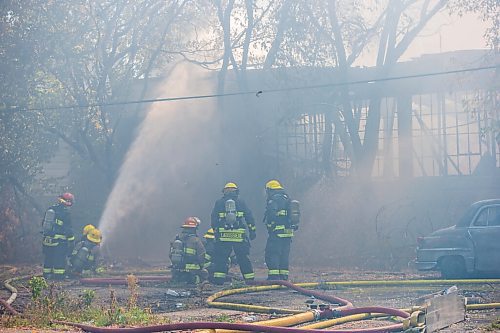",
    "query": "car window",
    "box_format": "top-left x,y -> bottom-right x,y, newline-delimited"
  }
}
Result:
473,205 -> 500,227
473,209 -> 488,226
489,206 -> 500,226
